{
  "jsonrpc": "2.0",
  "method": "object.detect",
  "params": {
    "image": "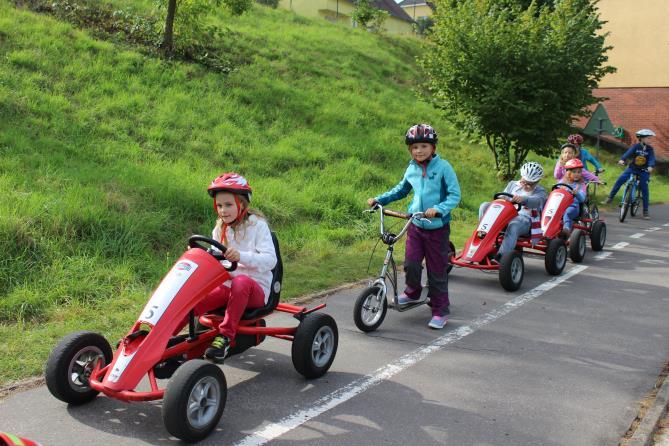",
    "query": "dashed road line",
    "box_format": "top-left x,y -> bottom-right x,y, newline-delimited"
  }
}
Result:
611,242 -> 629,250
594,251 -> 613,261
233,265 -> 589,446
630,233 -> 645,239
645,227 -> 661,232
